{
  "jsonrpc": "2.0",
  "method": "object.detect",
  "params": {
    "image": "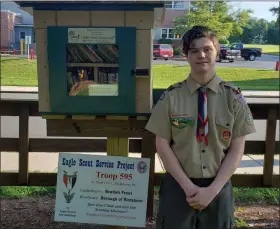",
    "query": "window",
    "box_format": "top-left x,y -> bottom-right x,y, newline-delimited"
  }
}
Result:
161,28 -> 181,39
165,1 -> 185,9
20,32 -> 25,39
